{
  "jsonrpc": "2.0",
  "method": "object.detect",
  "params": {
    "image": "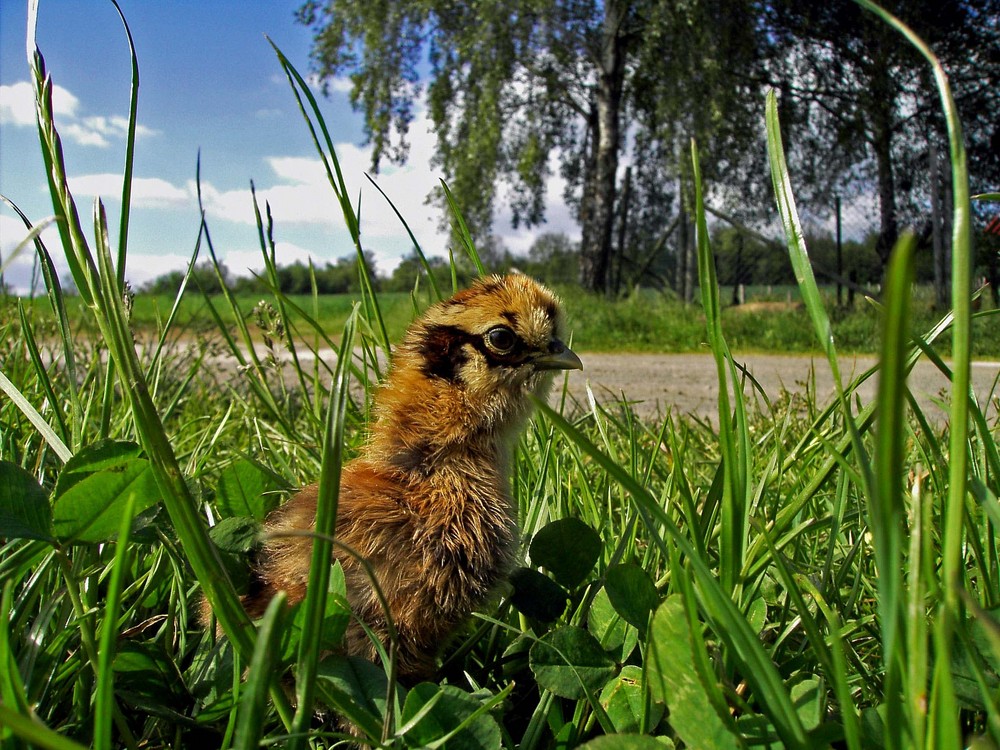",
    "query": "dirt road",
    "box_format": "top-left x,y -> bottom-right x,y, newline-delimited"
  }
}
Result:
560,352 -> 999,425
269,347 -> 998,426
